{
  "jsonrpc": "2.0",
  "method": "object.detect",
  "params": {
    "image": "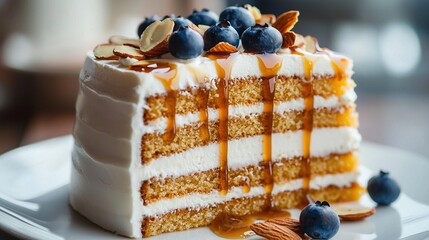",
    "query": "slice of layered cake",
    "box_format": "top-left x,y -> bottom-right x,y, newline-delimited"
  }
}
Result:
70,5 -> 363,238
